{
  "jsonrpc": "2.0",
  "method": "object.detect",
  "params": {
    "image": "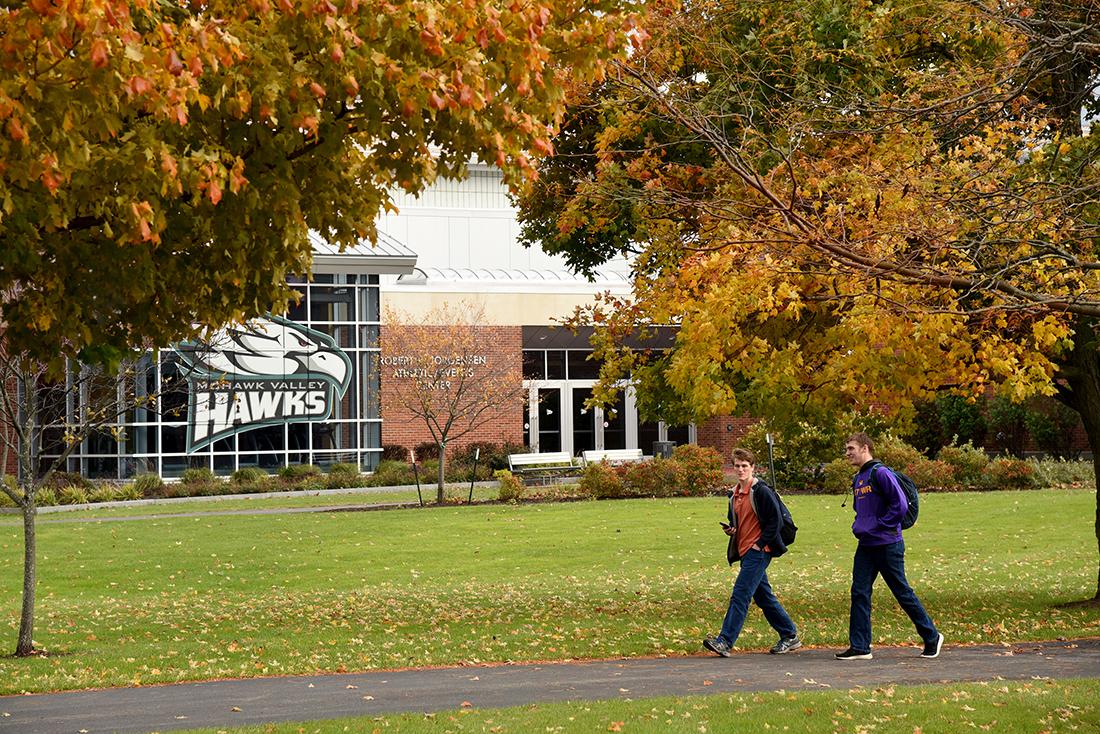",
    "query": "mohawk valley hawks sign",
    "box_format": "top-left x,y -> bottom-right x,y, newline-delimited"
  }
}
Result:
174,316 -> 353,452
